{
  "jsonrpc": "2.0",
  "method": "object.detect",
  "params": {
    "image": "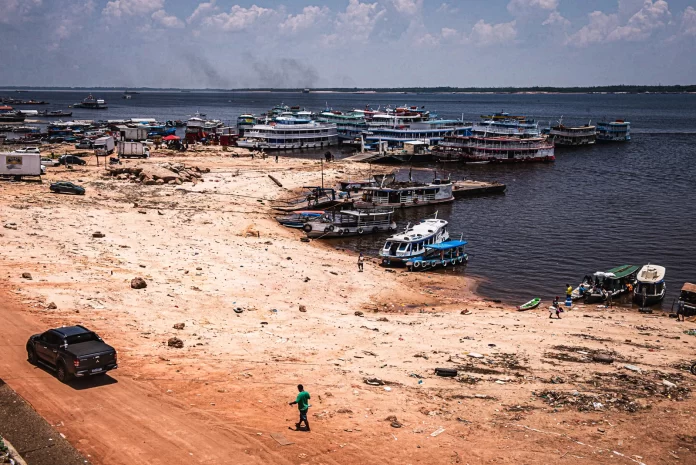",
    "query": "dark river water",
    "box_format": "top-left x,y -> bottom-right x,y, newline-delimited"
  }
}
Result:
3,90 -> 695,306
